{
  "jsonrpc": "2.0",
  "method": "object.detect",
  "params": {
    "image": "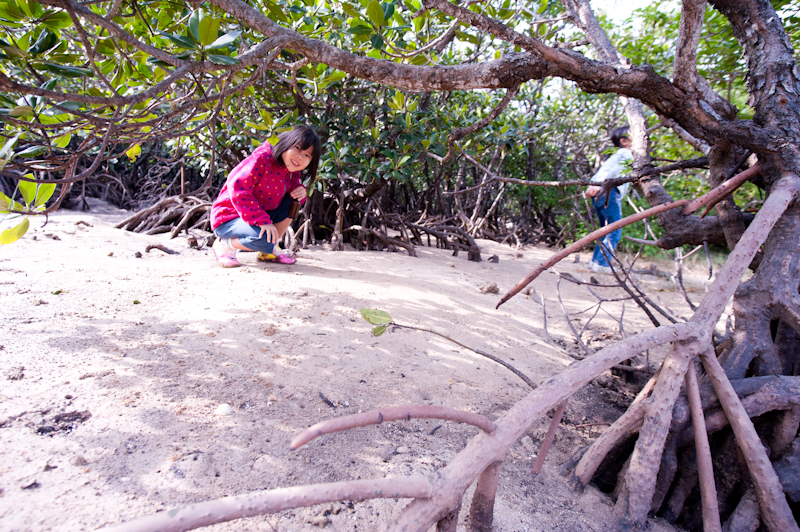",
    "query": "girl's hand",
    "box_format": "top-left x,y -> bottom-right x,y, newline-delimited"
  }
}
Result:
585,185 -> 602,198
290,186 -> 307,201
259,223 -> 279,243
